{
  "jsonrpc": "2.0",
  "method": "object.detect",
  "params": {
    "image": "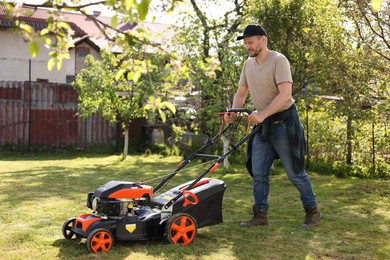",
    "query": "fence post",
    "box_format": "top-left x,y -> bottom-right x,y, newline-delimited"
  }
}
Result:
27,59 -> 32,154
